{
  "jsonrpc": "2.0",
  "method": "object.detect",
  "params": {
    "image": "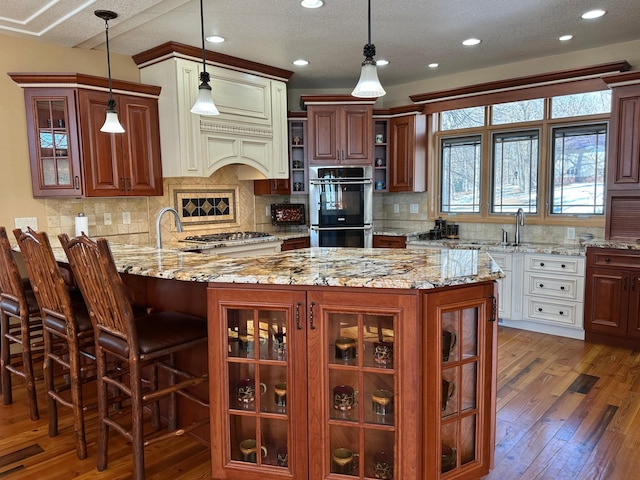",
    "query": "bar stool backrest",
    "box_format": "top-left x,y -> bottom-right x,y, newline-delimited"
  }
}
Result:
0,226 -> 27,310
